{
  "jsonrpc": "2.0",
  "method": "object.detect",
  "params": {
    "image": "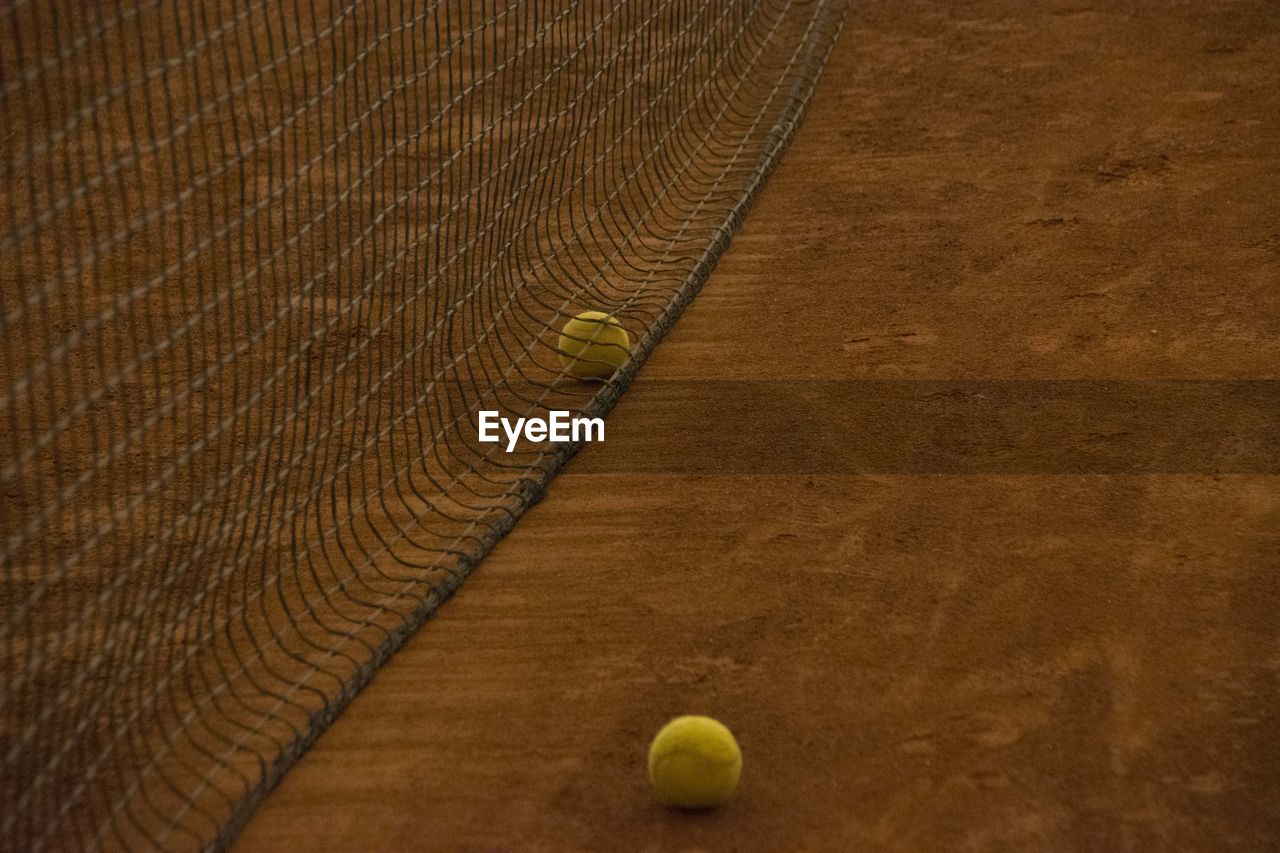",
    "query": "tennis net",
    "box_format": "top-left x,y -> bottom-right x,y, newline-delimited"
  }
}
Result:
0,1 -> 846,848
